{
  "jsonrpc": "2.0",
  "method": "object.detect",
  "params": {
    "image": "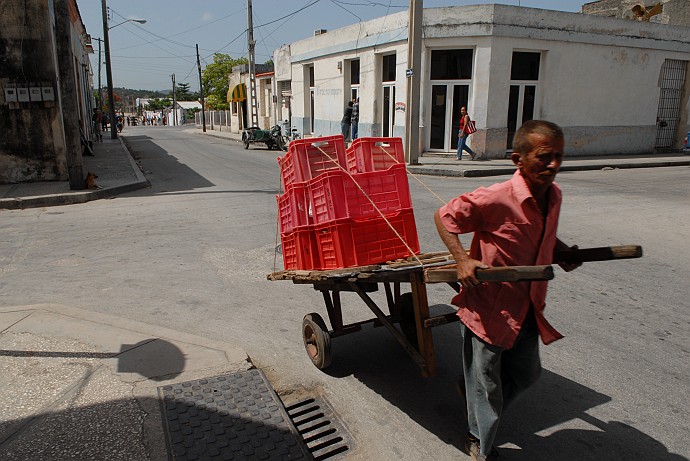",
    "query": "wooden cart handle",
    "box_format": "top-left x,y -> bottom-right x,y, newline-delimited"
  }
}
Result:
554,245 -> 642,264
424,265 -> 554,283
